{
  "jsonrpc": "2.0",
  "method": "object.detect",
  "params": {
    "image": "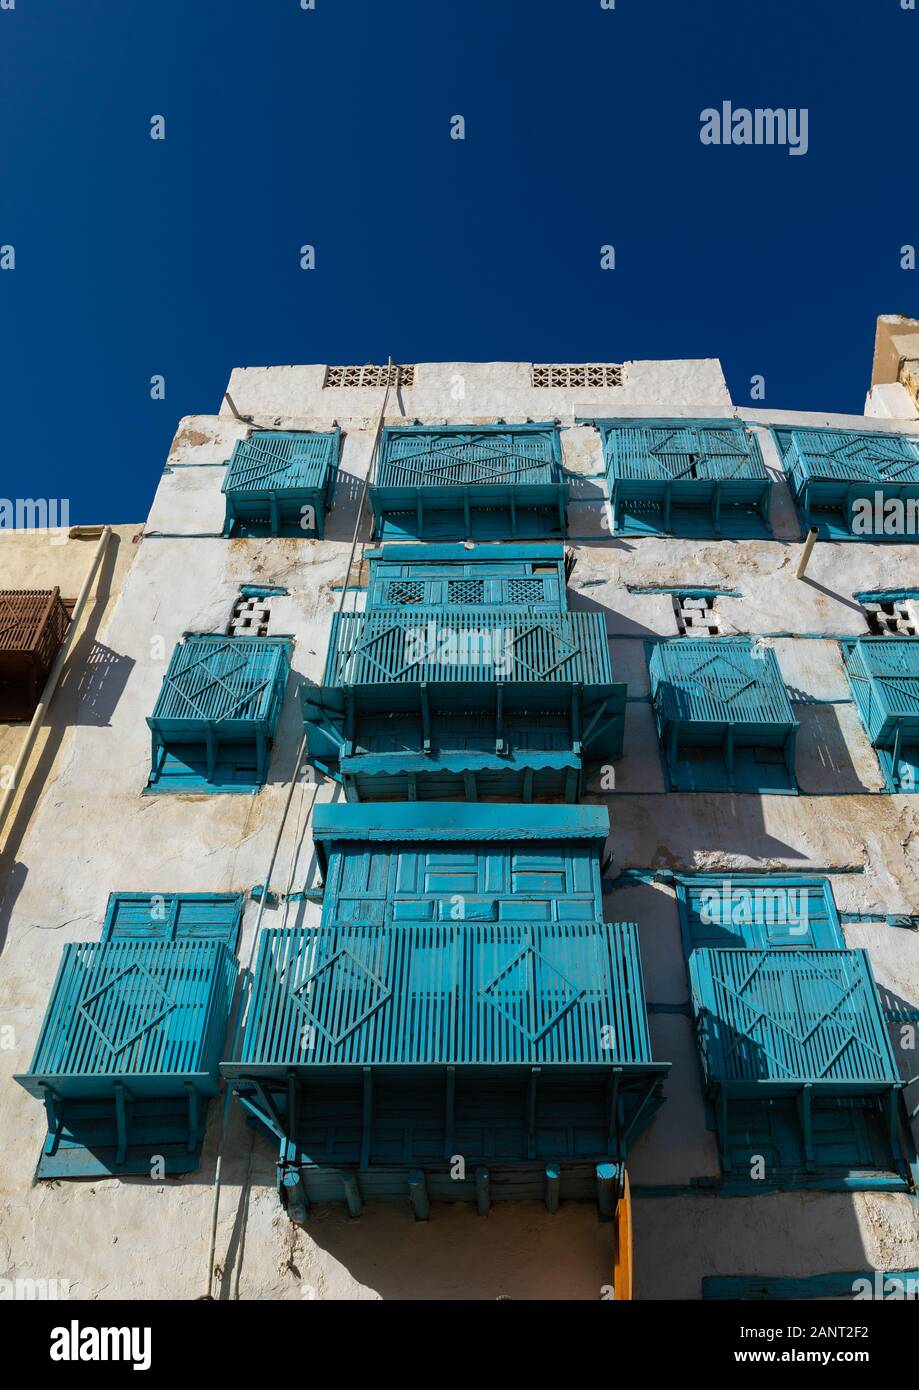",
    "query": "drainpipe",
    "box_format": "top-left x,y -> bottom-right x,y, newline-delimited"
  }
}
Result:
0,525 -> 112,845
